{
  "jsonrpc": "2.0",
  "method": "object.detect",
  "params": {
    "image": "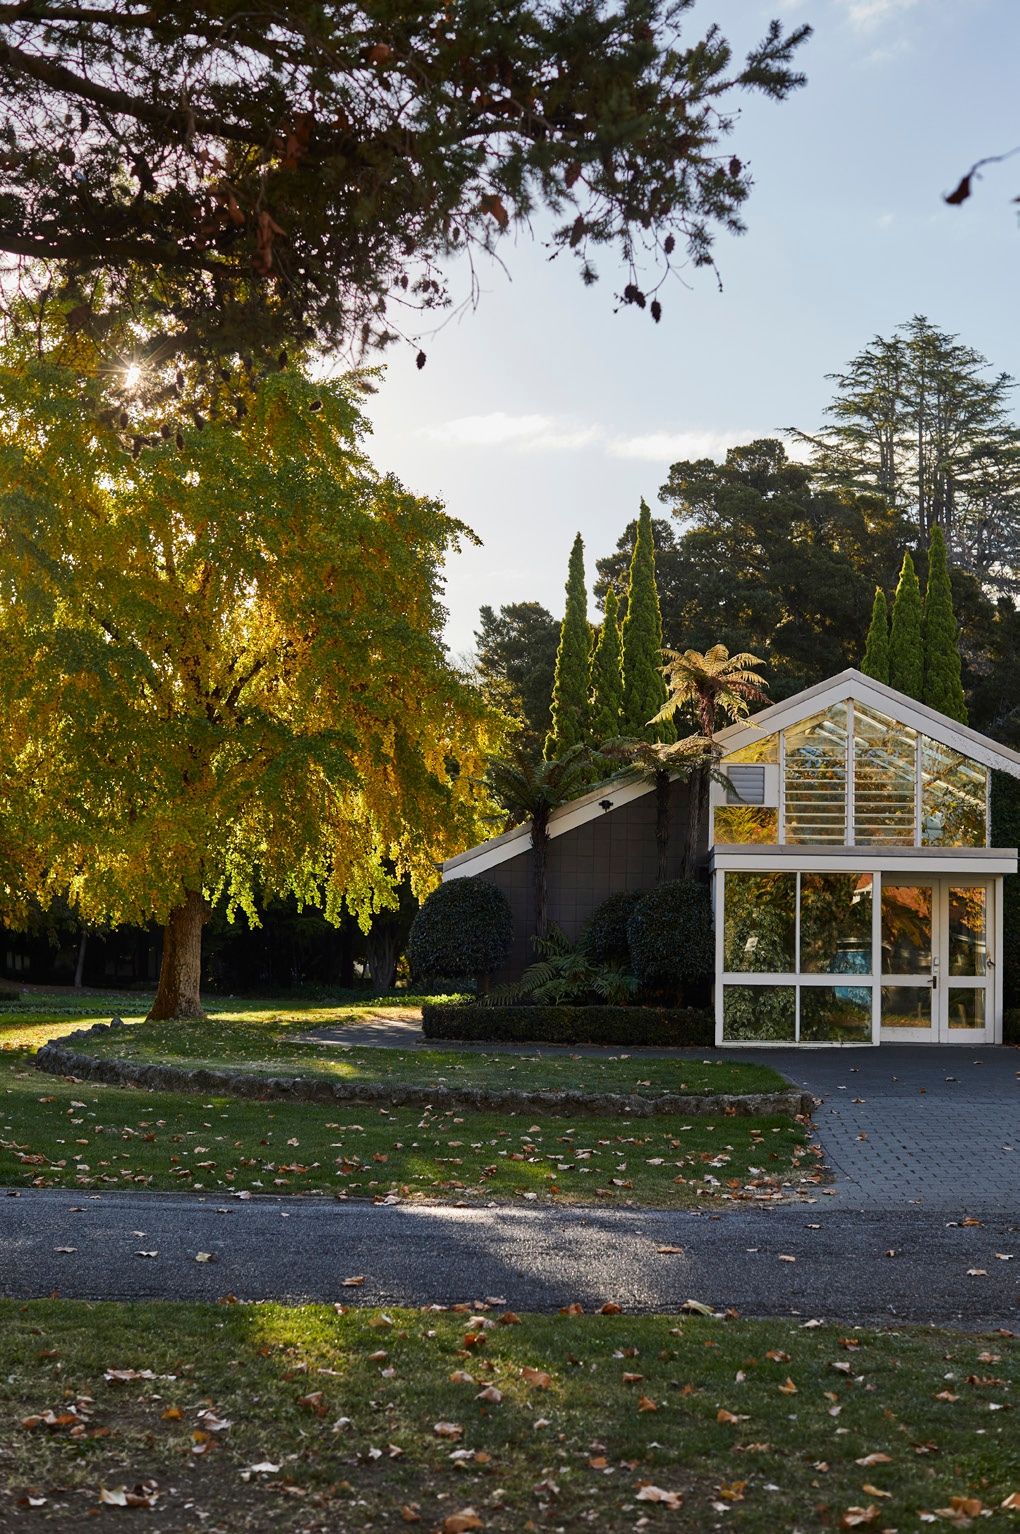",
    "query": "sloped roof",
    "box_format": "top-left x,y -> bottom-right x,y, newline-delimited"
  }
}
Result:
443,667 -> 1020,878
